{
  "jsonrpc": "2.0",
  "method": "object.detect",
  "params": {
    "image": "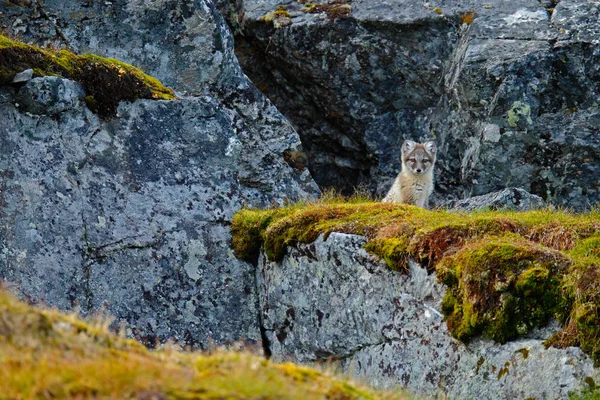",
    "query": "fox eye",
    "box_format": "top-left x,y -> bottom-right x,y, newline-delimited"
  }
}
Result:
423,159 -> 430,163
409,158 -> 416,162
